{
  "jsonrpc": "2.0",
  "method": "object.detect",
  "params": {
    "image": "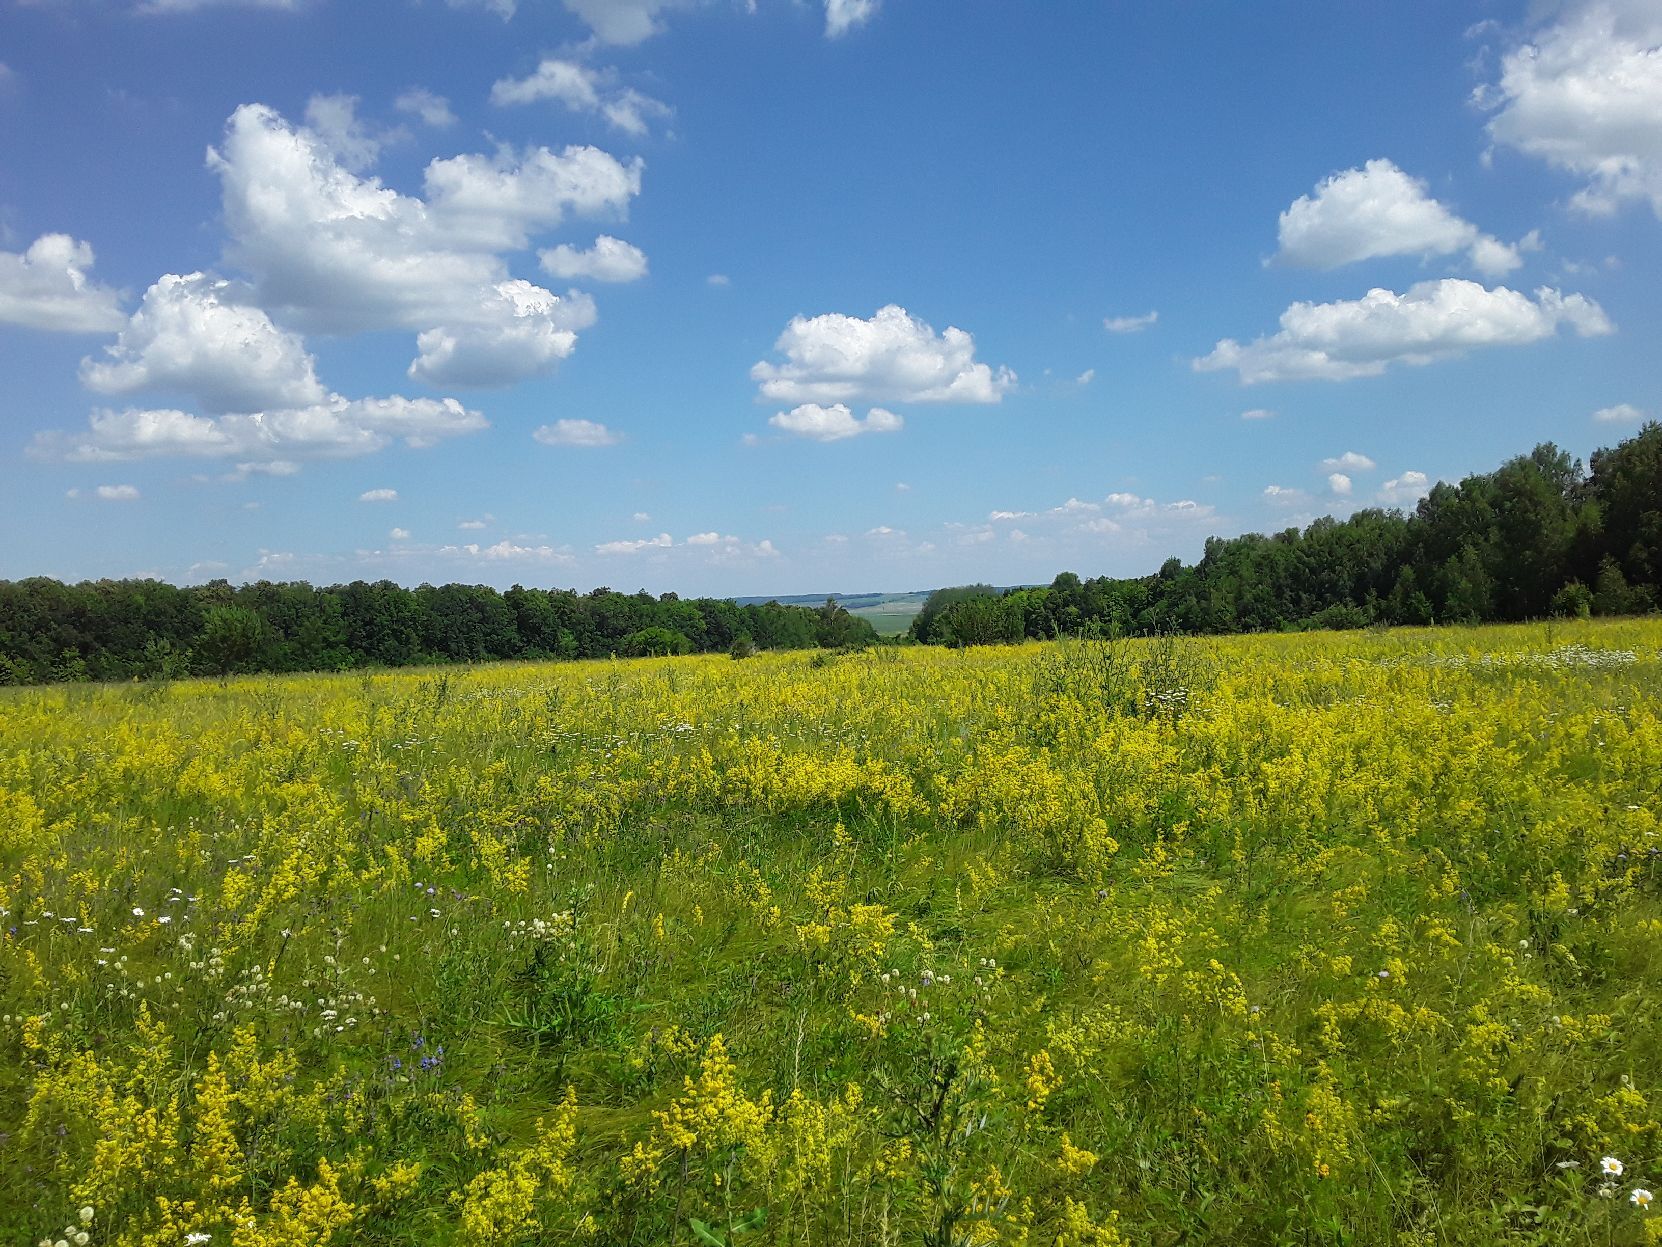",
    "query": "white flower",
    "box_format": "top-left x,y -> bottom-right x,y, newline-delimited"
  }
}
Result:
185,1234 -> 214,1245
1603,1156 -> 1625,1177
78,1209 -> 93,1226
1634,1188 -> 1653,1209
156,915 -> 172,924
1555,1159 -> 1580,1170
132,907 -> 144,917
